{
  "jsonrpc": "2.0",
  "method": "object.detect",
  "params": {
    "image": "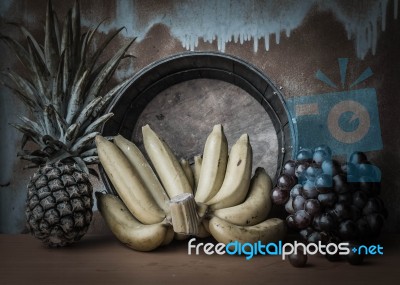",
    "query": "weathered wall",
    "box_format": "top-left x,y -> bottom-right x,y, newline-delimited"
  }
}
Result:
0,0 -> 399,234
